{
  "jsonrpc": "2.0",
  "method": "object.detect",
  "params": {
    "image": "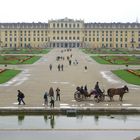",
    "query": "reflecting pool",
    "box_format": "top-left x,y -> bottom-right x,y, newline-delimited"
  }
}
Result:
0,114 -> 140,140
0,114 -> 140,130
